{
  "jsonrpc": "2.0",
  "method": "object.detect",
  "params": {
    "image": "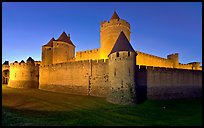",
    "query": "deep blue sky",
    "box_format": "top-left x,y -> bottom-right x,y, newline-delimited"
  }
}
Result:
2,2 -> 202,65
